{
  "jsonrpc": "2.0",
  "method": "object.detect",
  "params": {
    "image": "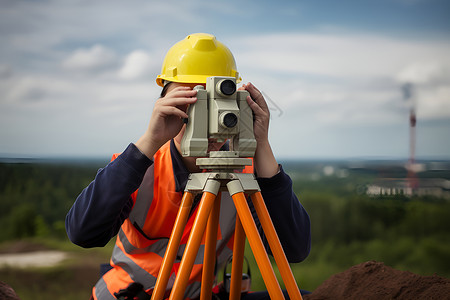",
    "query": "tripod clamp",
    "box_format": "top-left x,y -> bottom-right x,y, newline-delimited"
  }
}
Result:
185,151 -> 260,196
186,171 -> 260,196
